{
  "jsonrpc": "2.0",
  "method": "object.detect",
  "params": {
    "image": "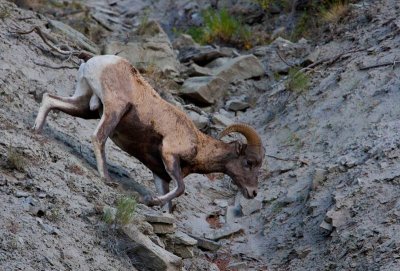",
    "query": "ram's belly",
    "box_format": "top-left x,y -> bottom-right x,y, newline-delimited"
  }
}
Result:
110,110 -> 170,180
